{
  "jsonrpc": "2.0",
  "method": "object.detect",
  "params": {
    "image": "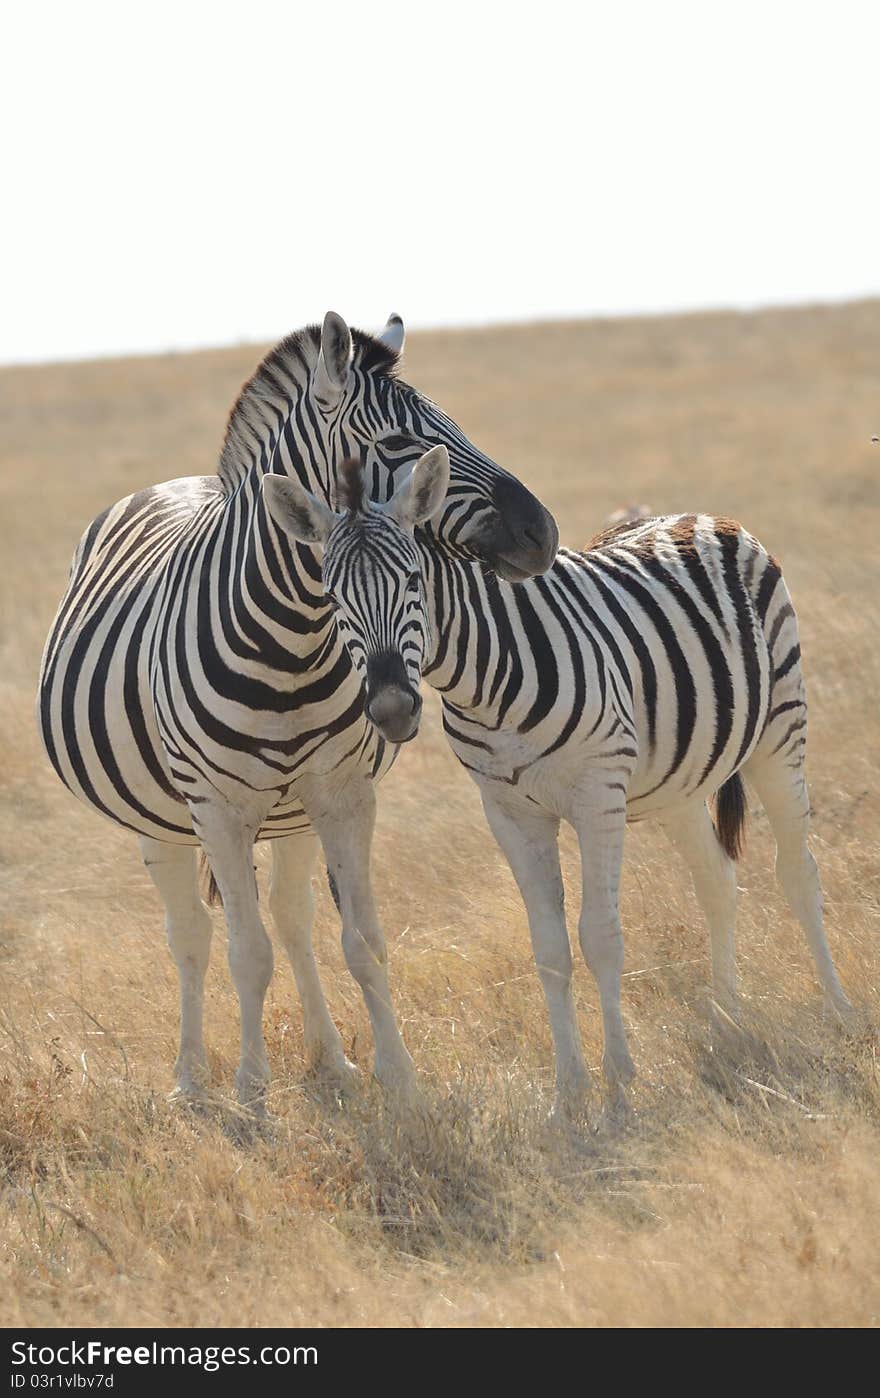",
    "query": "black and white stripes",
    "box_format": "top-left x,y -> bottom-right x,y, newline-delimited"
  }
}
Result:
318,493 -> 855,1112
36,312 -> 557,1108
37,308 -> 852,1118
